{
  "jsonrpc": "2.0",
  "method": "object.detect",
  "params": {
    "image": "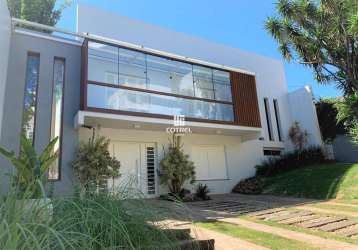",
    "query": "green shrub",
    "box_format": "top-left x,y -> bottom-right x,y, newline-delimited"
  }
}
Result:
315,98 -> 346,143
72,132 -> 120,192
232,177 -> 263,194
0,184 -> 185,249
195,184 -> 211,201
160,136 -> 195,196
256,146 -> 326,177
335,93 -> 358,144
0,135 -> 58,198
